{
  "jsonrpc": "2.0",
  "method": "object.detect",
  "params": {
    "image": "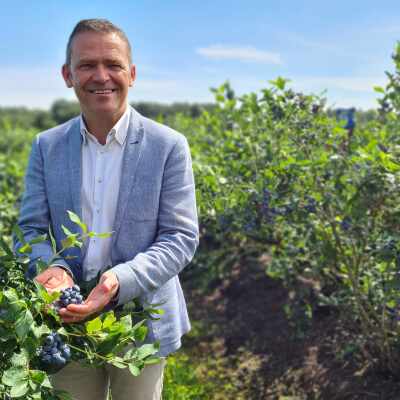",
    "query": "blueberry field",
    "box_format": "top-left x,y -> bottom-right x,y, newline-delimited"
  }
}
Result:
2,44 -> 400,399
